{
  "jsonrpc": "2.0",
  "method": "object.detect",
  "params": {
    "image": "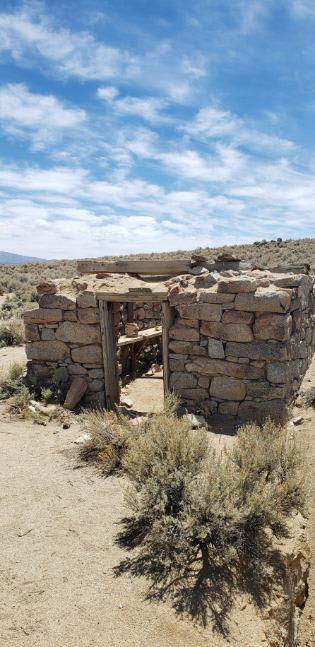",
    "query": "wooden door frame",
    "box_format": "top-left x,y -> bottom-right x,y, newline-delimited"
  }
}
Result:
98,297 -> 174,410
